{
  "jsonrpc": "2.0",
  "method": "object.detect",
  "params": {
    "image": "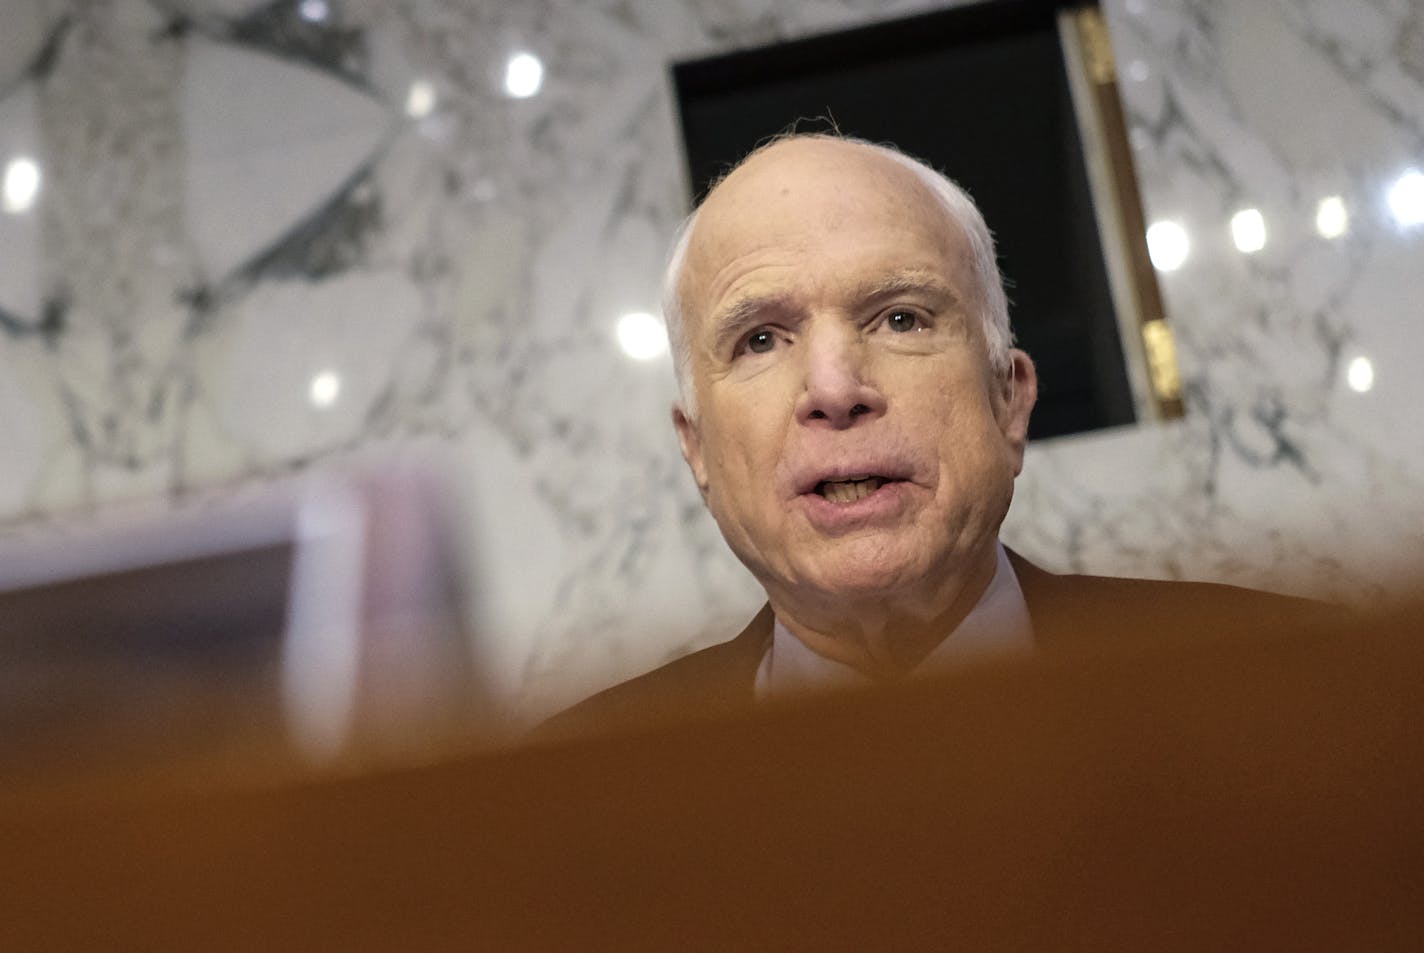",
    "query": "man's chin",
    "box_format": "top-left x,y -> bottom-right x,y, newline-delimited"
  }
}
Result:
760,534 -> 998,614
779,557 -> 929,605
